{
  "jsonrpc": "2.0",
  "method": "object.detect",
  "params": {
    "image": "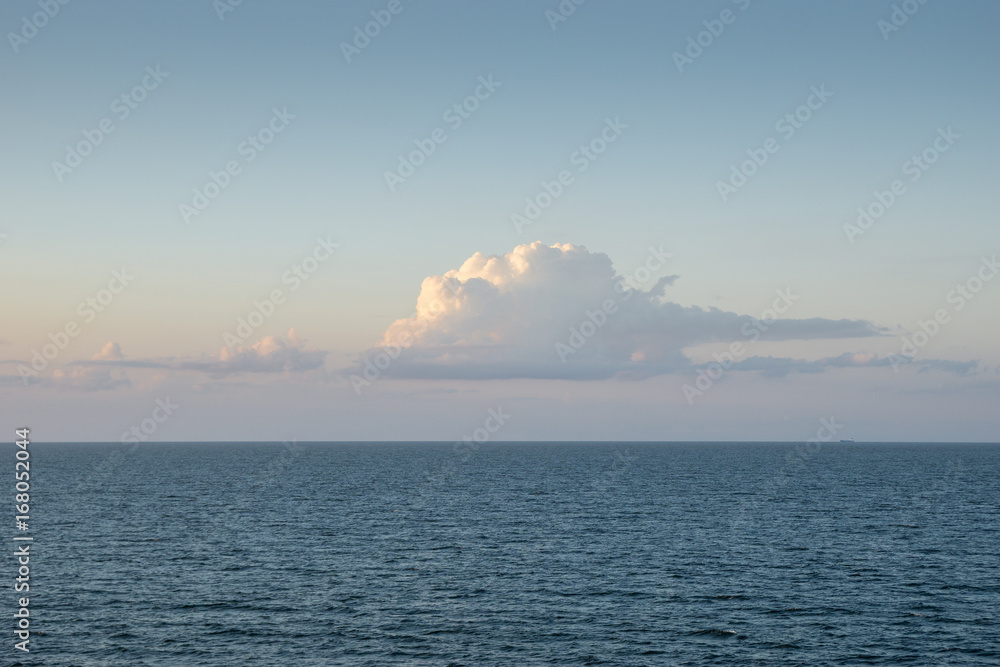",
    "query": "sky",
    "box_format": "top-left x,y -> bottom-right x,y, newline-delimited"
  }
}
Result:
1,0 -> 998,442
